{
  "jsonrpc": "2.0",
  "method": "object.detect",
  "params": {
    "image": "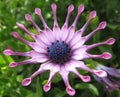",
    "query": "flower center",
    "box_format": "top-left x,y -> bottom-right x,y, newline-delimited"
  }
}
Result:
48,41 -> 71,64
